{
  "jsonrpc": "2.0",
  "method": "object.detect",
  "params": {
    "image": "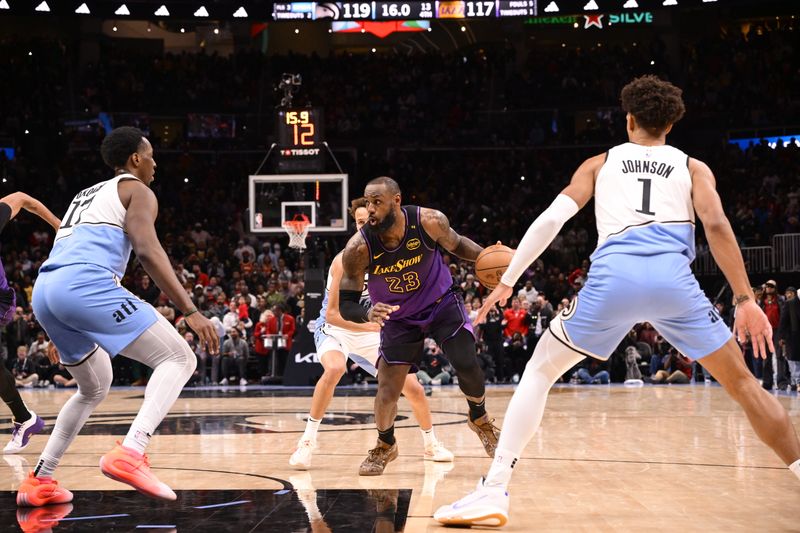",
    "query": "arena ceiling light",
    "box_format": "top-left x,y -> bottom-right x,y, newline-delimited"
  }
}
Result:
623,0 -> 638,7
115,4 -> 130,15
232,6 -> 248,17
34,1 -> 50,12
583,0 -> 599,10
75,2 -> 90,14
154,4 -> 169,16
0,0 -> 9,9
543,1 -> 559,12
194,6 -> 209,17
662,0 -> 677,5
